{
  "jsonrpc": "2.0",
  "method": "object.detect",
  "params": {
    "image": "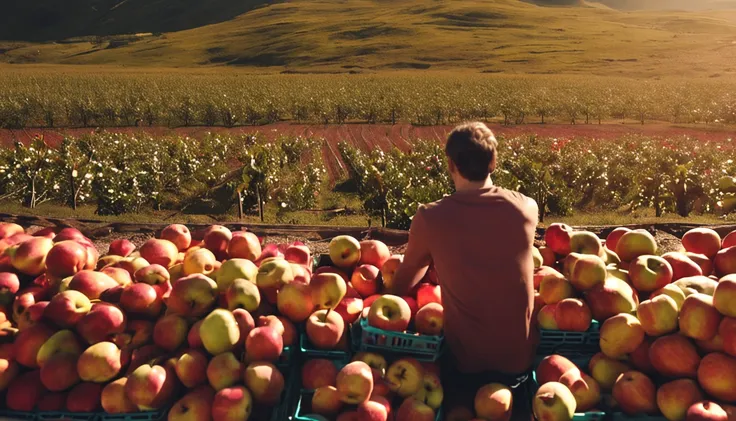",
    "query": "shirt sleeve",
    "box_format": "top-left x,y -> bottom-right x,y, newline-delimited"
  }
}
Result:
404,205 -> 433,269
